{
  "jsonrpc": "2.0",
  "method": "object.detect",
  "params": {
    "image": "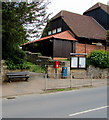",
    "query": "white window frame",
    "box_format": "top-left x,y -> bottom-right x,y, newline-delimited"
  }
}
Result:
57,27 -> 62,33
52,29 -> 56,34
48,31 -> 52,35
